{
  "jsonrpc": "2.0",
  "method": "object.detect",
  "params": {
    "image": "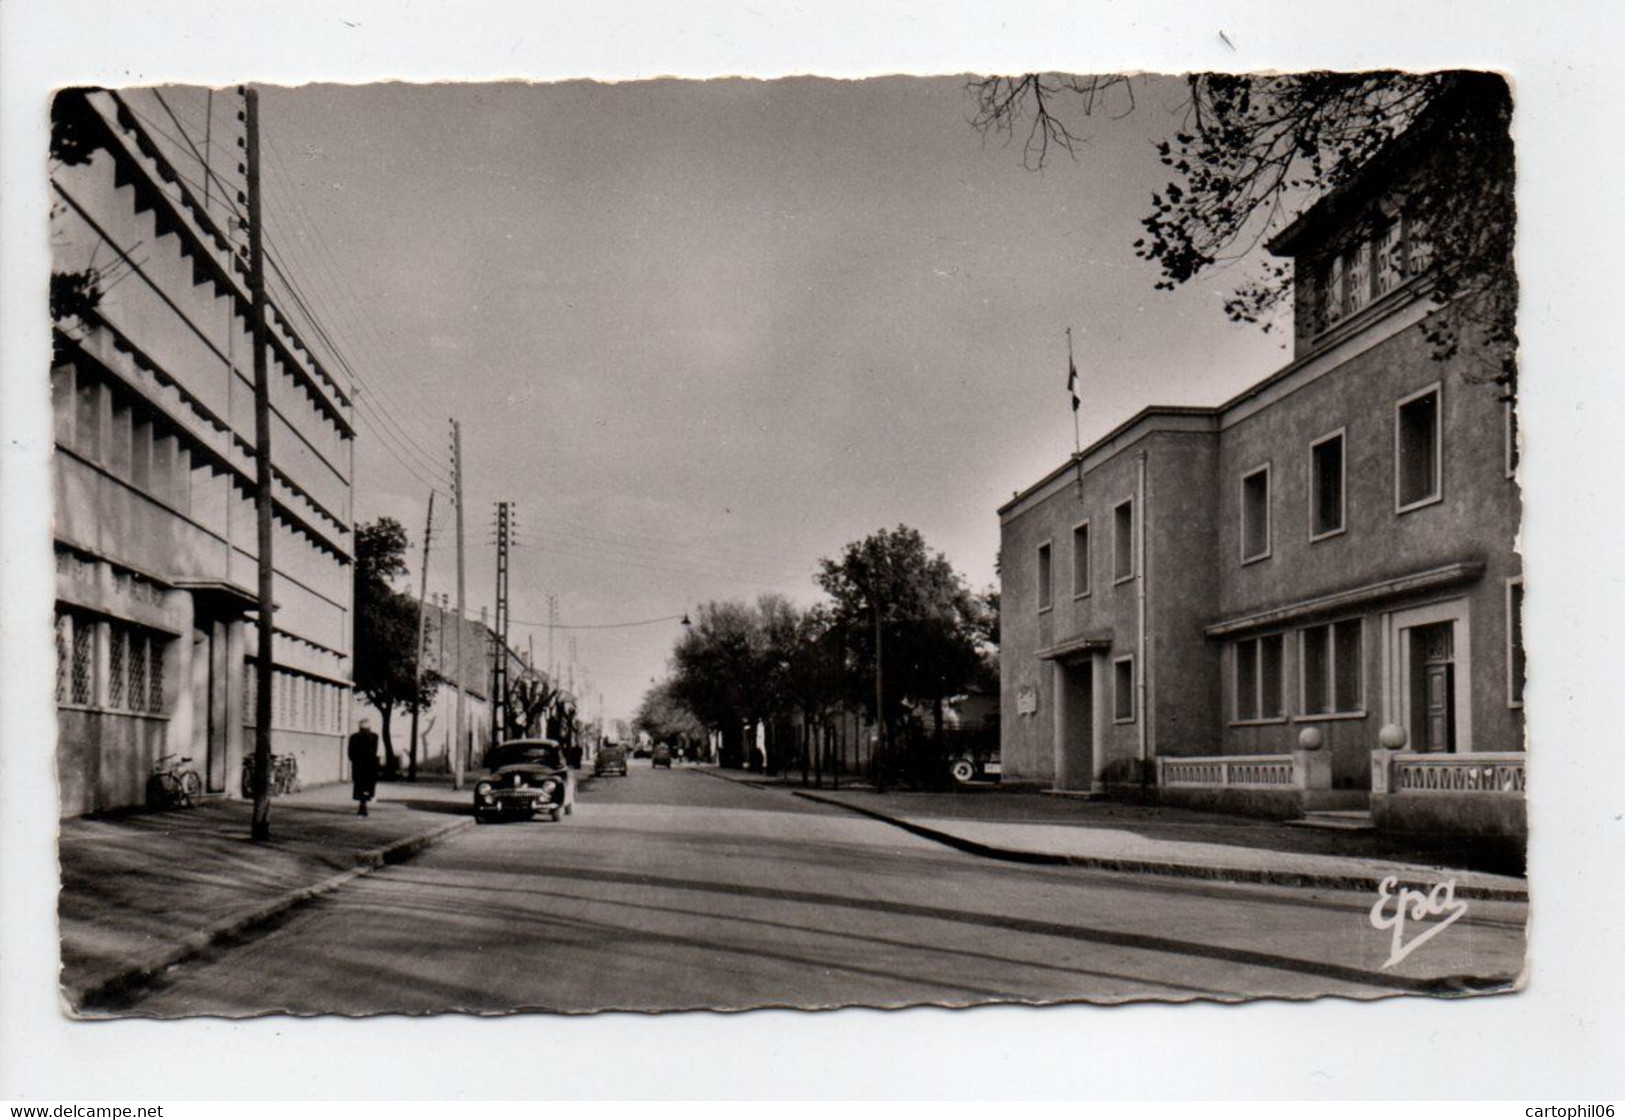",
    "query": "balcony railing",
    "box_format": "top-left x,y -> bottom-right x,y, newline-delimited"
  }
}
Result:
1374,751 -> 1526,796
1159,754 -> 1298,790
